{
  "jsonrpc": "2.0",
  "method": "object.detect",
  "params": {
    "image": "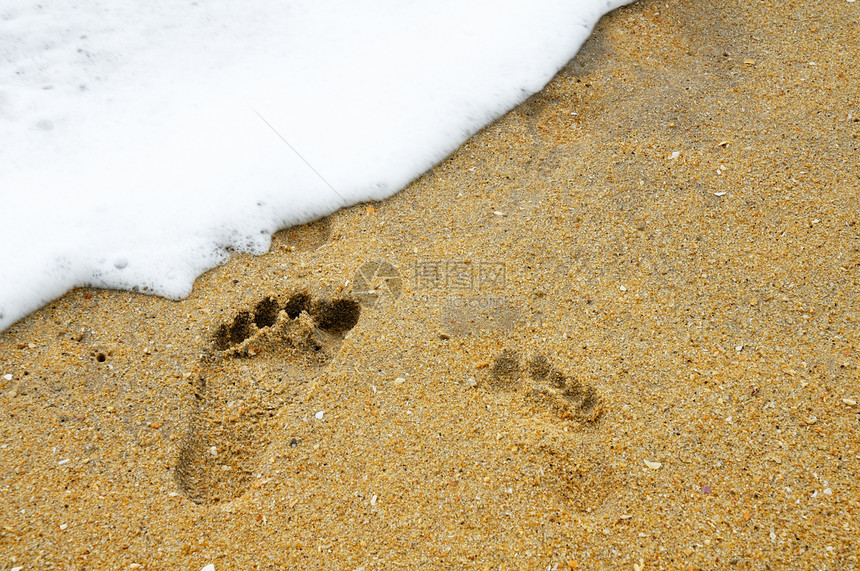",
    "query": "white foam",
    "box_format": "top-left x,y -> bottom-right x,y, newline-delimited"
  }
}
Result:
0,0 -> 630,331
